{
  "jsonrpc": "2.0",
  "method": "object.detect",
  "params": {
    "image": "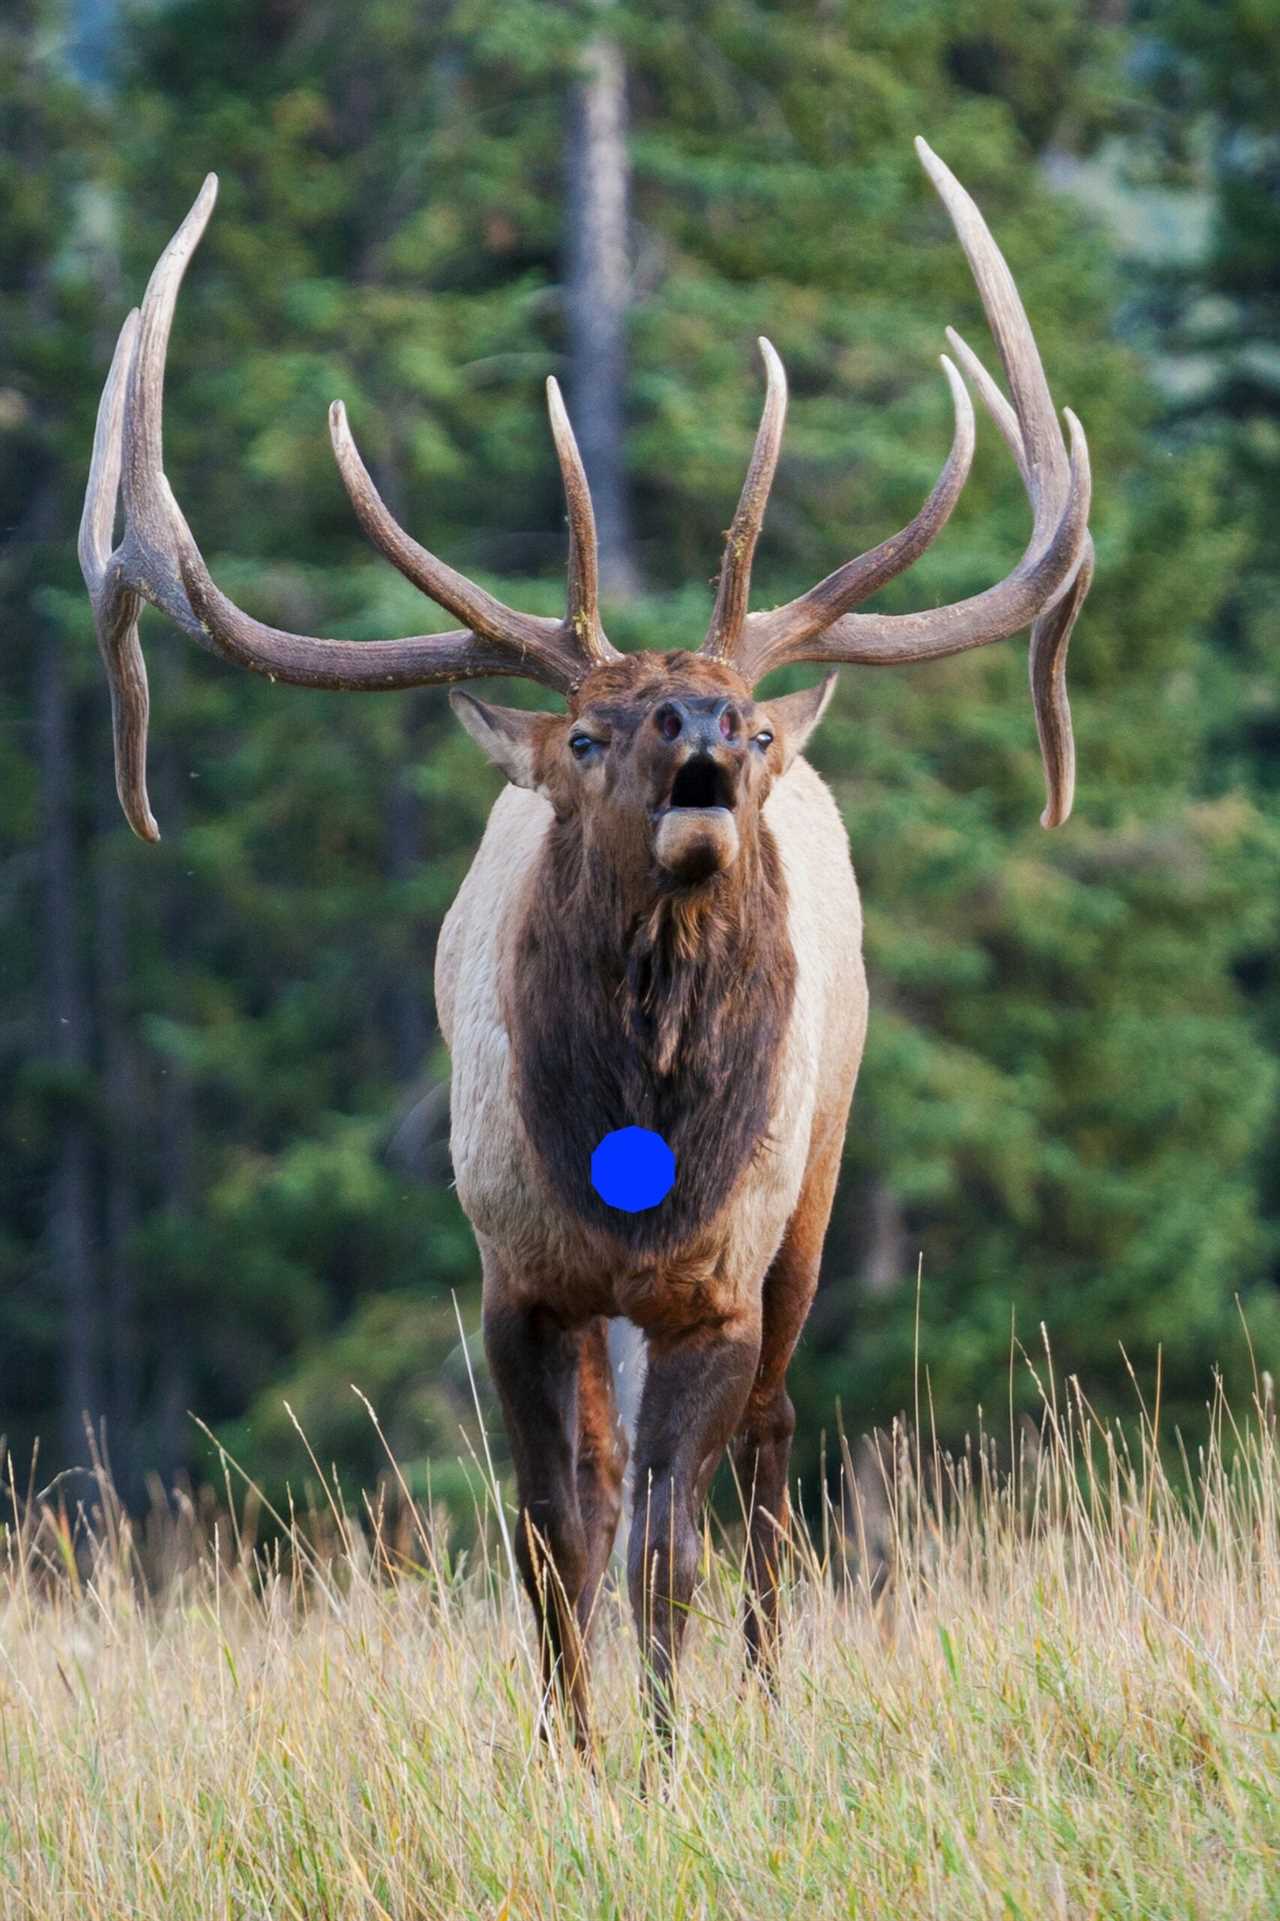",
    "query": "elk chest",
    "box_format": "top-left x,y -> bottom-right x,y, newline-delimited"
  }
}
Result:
437,758 -> 866,1330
